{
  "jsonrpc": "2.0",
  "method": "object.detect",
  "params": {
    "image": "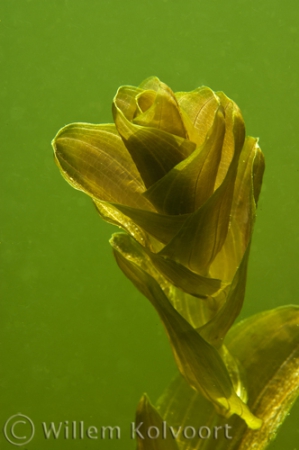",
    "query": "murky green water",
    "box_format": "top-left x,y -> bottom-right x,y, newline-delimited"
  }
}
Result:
1,1 -> 299,448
